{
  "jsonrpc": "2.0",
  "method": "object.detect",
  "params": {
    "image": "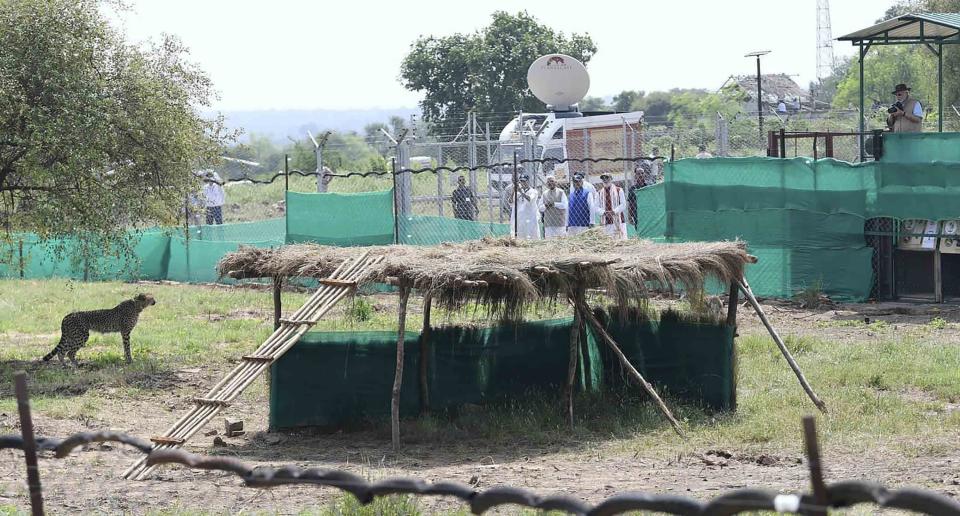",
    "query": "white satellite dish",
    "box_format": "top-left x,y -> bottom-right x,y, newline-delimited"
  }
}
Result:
527,54 -> 590,112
